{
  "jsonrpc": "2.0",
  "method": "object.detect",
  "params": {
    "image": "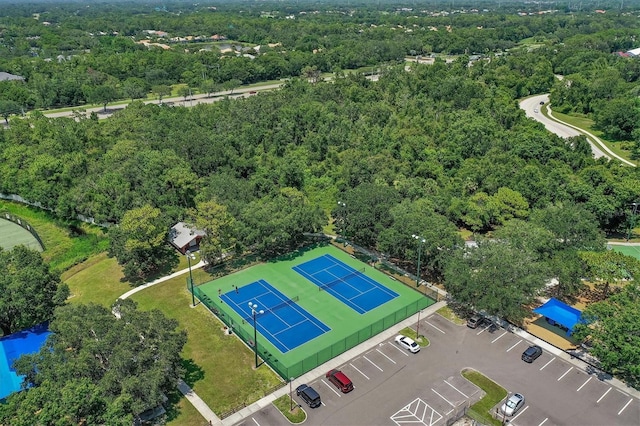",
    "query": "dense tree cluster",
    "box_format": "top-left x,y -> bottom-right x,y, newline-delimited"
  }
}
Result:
0,299 -> 187,425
